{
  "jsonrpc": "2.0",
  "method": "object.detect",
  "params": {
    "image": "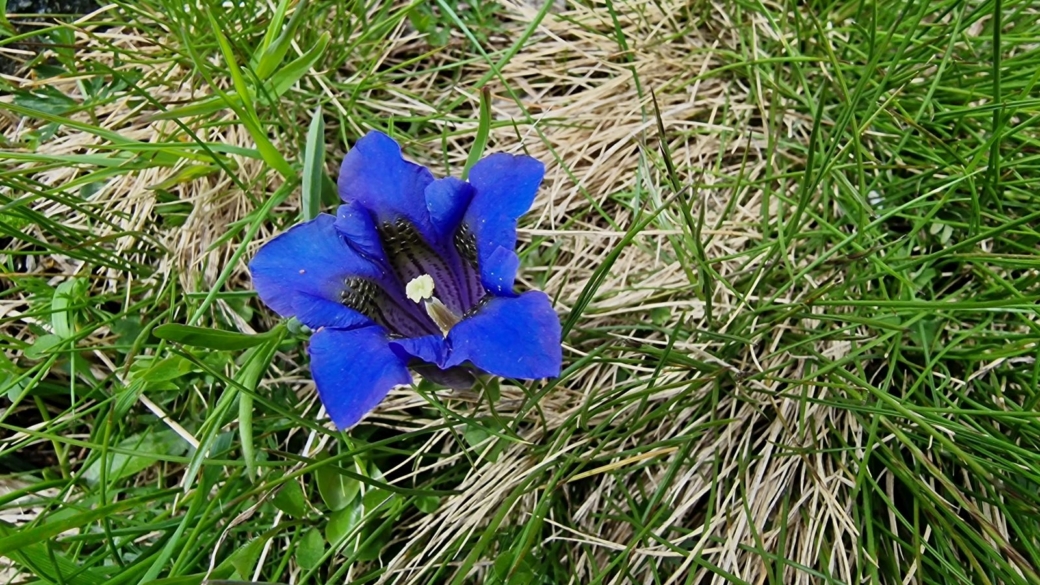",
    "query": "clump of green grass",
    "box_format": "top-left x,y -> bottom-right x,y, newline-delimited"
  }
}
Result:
3,0 -> 1040,583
